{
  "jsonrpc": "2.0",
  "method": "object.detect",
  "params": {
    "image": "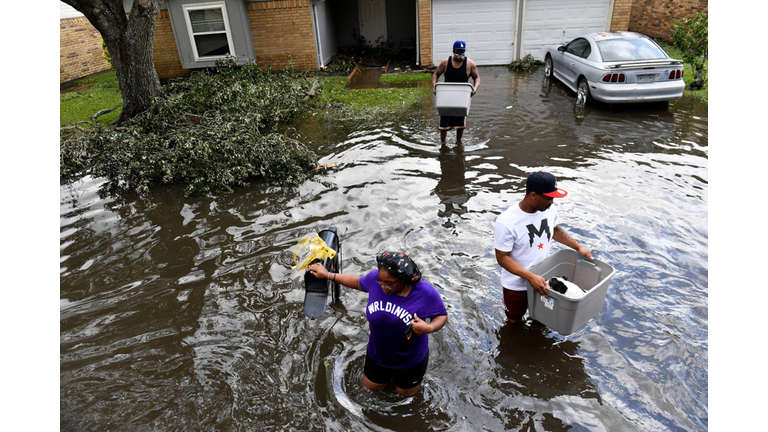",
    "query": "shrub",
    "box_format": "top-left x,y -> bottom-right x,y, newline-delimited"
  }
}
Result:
100,36 -> 113,69
60,57 -> 320,196
508,54 -> 542,72
670,13 -> 708,90
338,30 -> 405,63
